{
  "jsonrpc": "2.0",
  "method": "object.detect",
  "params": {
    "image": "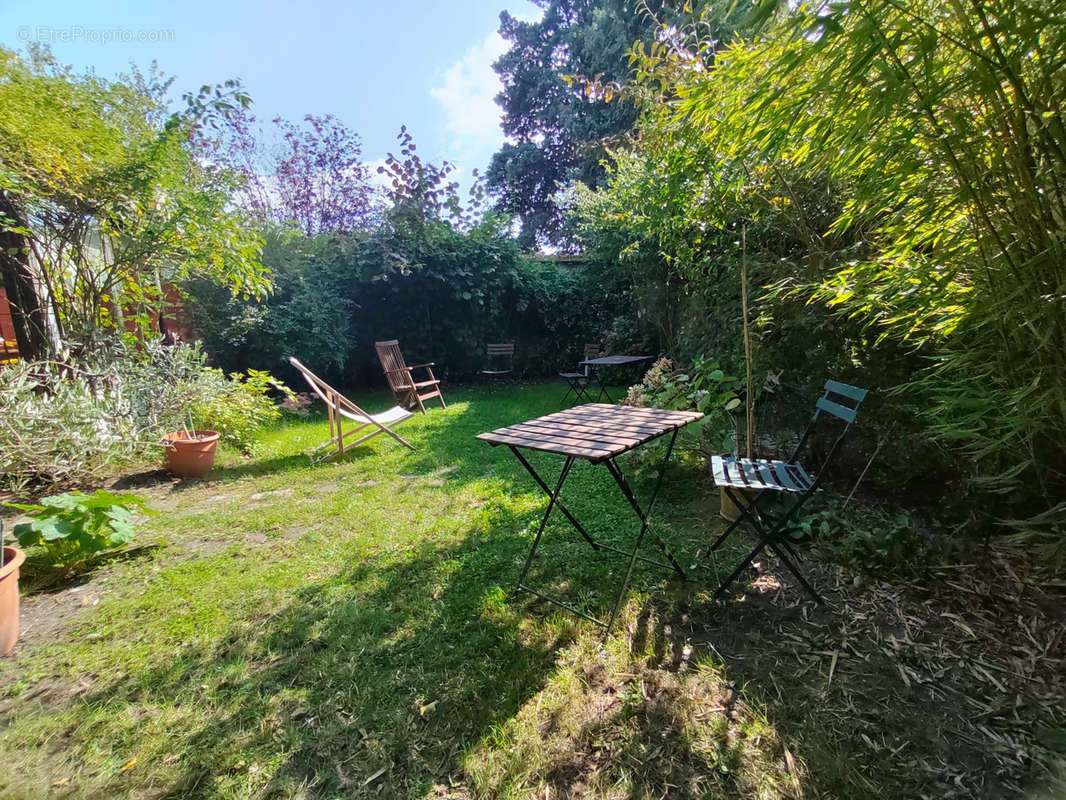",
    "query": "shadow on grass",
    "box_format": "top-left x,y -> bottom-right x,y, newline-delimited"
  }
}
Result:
75,503 -> 573,798
21,383 -> 1055,798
